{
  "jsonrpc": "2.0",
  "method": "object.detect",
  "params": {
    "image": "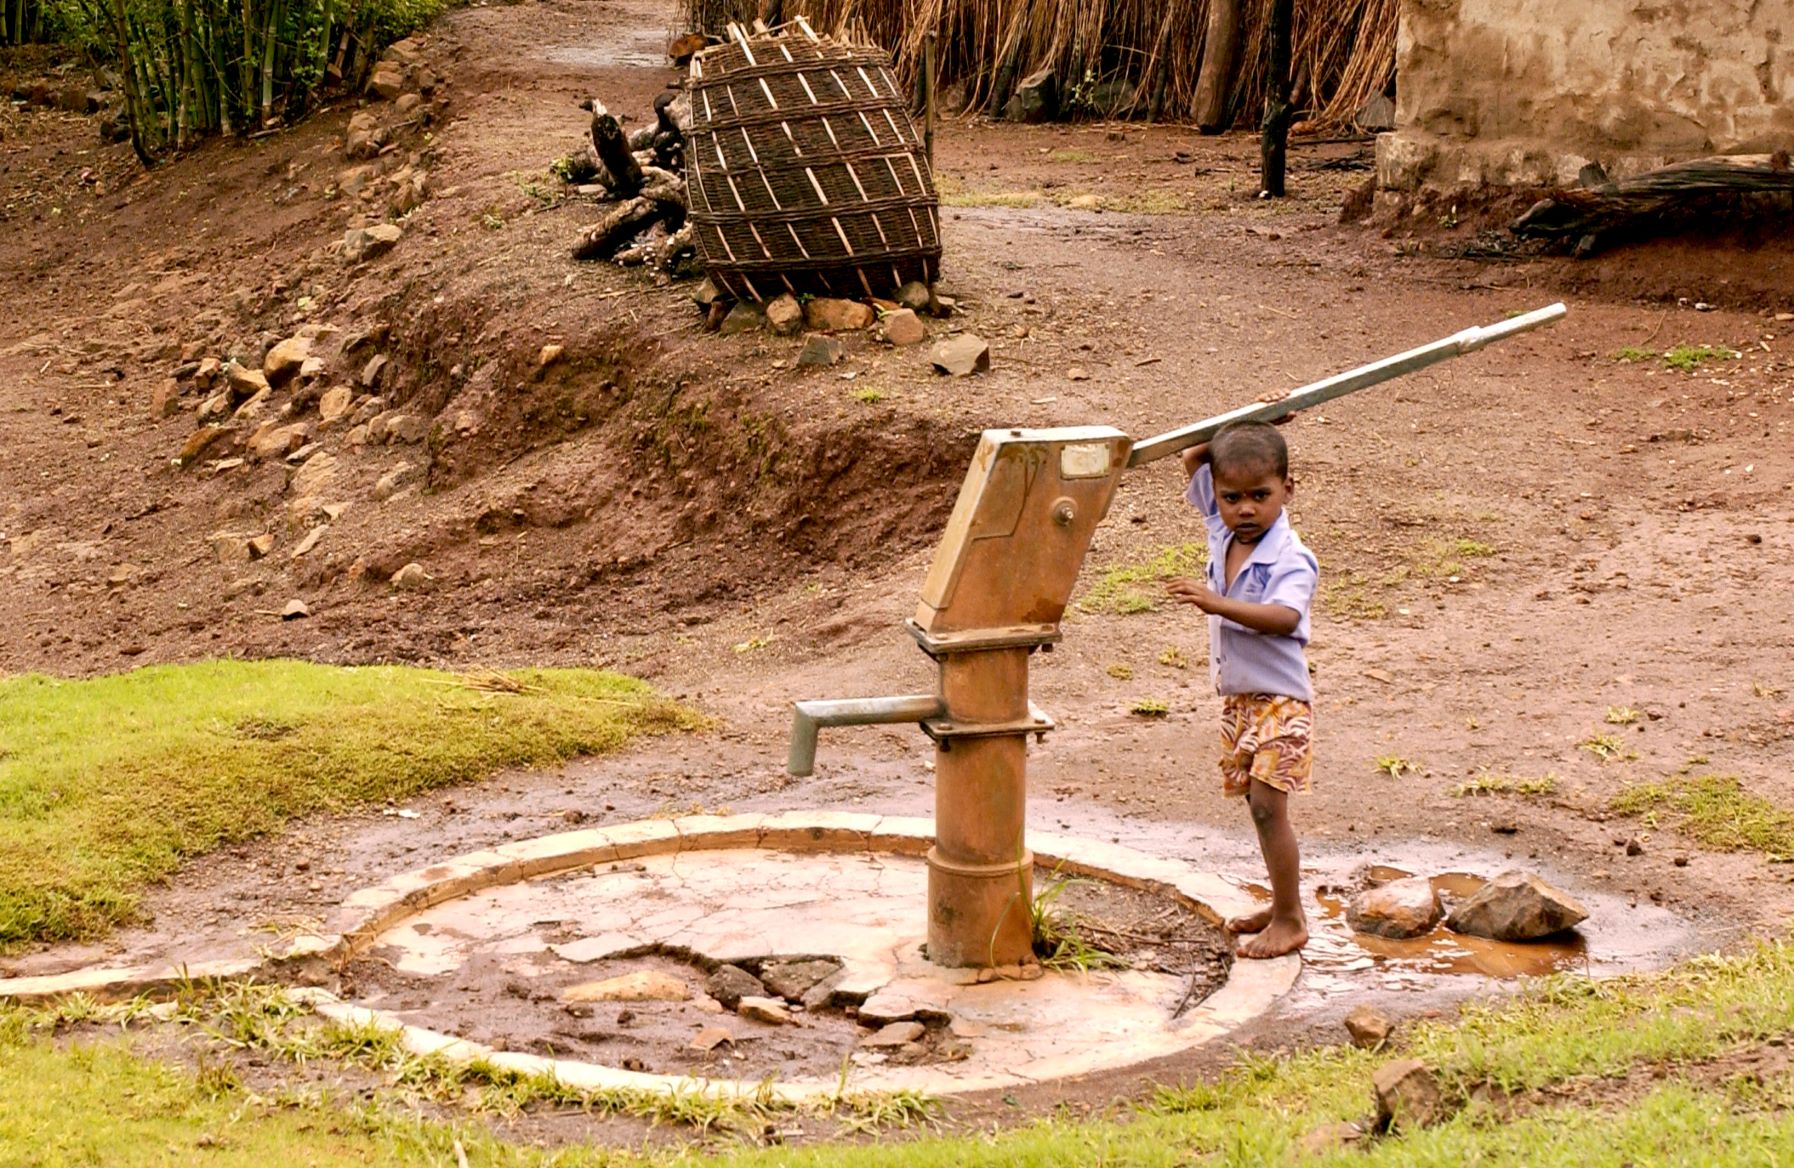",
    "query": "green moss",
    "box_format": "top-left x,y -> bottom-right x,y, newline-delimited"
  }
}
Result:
1079,543 -> 1205,615
1612,774 -> 1794,858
